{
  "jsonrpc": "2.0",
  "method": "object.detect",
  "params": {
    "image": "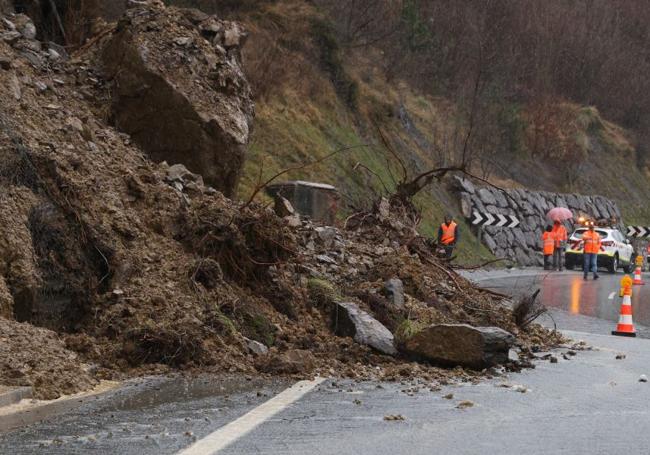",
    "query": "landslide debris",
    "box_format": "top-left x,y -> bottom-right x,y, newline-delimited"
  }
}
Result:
0,1 -> 562,399
0,318 -> 96,400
